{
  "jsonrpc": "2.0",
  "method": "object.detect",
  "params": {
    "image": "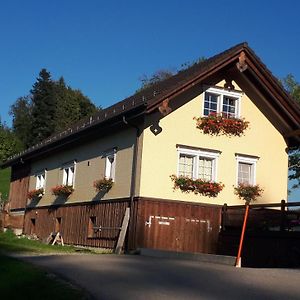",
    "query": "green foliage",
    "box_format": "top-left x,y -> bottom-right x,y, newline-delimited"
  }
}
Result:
0,120 -> 23,163
0,254 -> 88,300
137,56 -> 206,92
0,167 -> 11,201
10,69 -> 100,148
9,96 -> 32,148
282,74 -> 300,103
288,150 -> 300,189
283,75 -> 300,189
0,230 -> 93,254
137,69 -> 175,92
30,69 -> 57,145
